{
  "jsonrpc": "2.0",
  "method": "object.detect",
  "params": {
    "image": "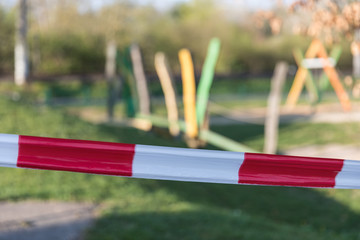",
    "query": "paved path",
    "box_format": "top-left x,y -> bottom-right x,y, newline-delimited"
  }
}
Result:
208,102 -> 360,125
0,201 -> 97,240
